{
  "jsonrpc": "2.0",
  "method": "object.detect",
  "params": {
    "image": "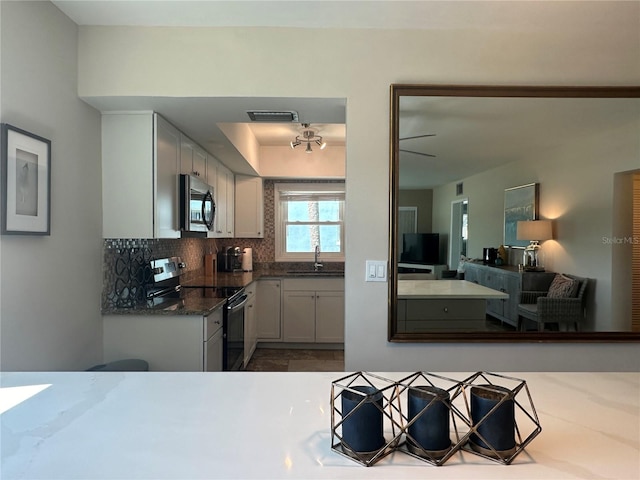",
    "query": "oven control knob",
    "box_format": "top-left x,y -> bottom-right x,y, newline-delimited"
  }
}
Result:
153,267 -> 164,275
